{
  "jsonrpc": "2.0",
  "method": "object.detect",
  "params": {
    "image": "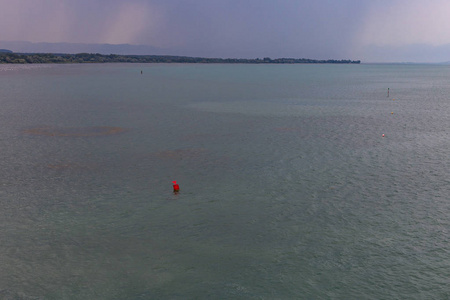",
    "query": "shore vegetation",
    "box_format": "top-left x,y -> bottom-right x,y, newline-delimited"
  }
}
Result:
0,52 -> 360,64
